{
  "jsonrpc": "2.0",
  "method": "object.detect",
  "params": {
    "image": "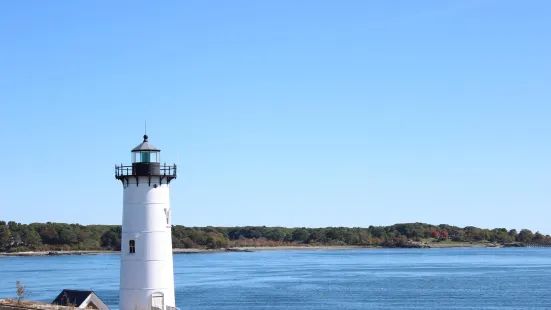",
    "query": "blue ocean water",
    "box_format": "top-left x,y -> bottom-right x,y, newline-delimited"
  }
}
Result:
1,248 -> 550,309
